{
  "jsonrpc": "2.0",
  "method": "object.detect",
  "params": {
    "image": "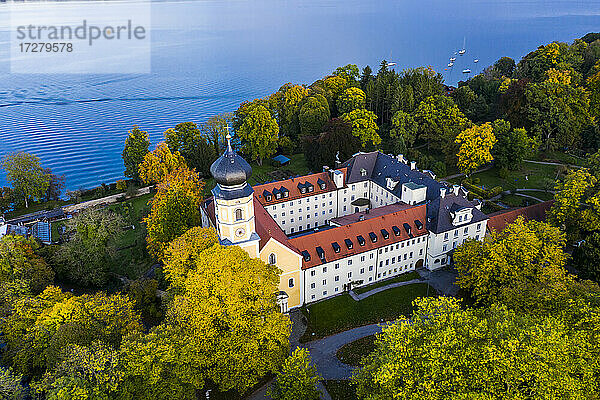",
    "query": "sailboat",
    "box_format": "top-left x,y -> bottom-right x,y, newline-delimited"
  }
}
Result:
386,51 -> 397,68
474,59 -> 479,63
459,37 -> 466,55
450,56 -> 456,62
448,62 -> 454,68
462,68 -> 471,74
